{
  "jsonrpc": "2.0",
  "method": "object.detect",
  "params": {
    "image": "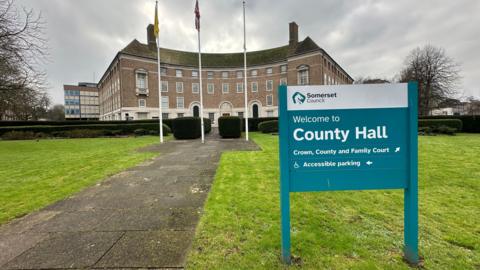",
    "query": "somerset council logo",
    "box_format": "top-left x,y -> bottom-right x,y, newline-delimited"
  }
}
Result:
292,92 -> 306,104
